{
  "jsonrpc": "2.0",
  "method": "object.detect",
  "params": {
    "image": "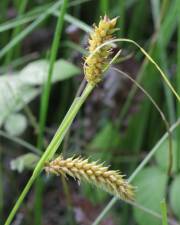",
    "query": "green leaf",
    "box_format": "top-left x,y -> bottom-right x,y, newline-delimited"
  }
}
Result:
170,174 -> 180,219
0,85 -> 40,127
4,113 -> 27,136
133,166 -> 167,225
90,122 -> 121,150
52,59 -> 80,81
89,122 -> 121,161
10,153 -> 39,173
19,59 -> 80,85
155,138 -> 179,173
0,59 -> 80,127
